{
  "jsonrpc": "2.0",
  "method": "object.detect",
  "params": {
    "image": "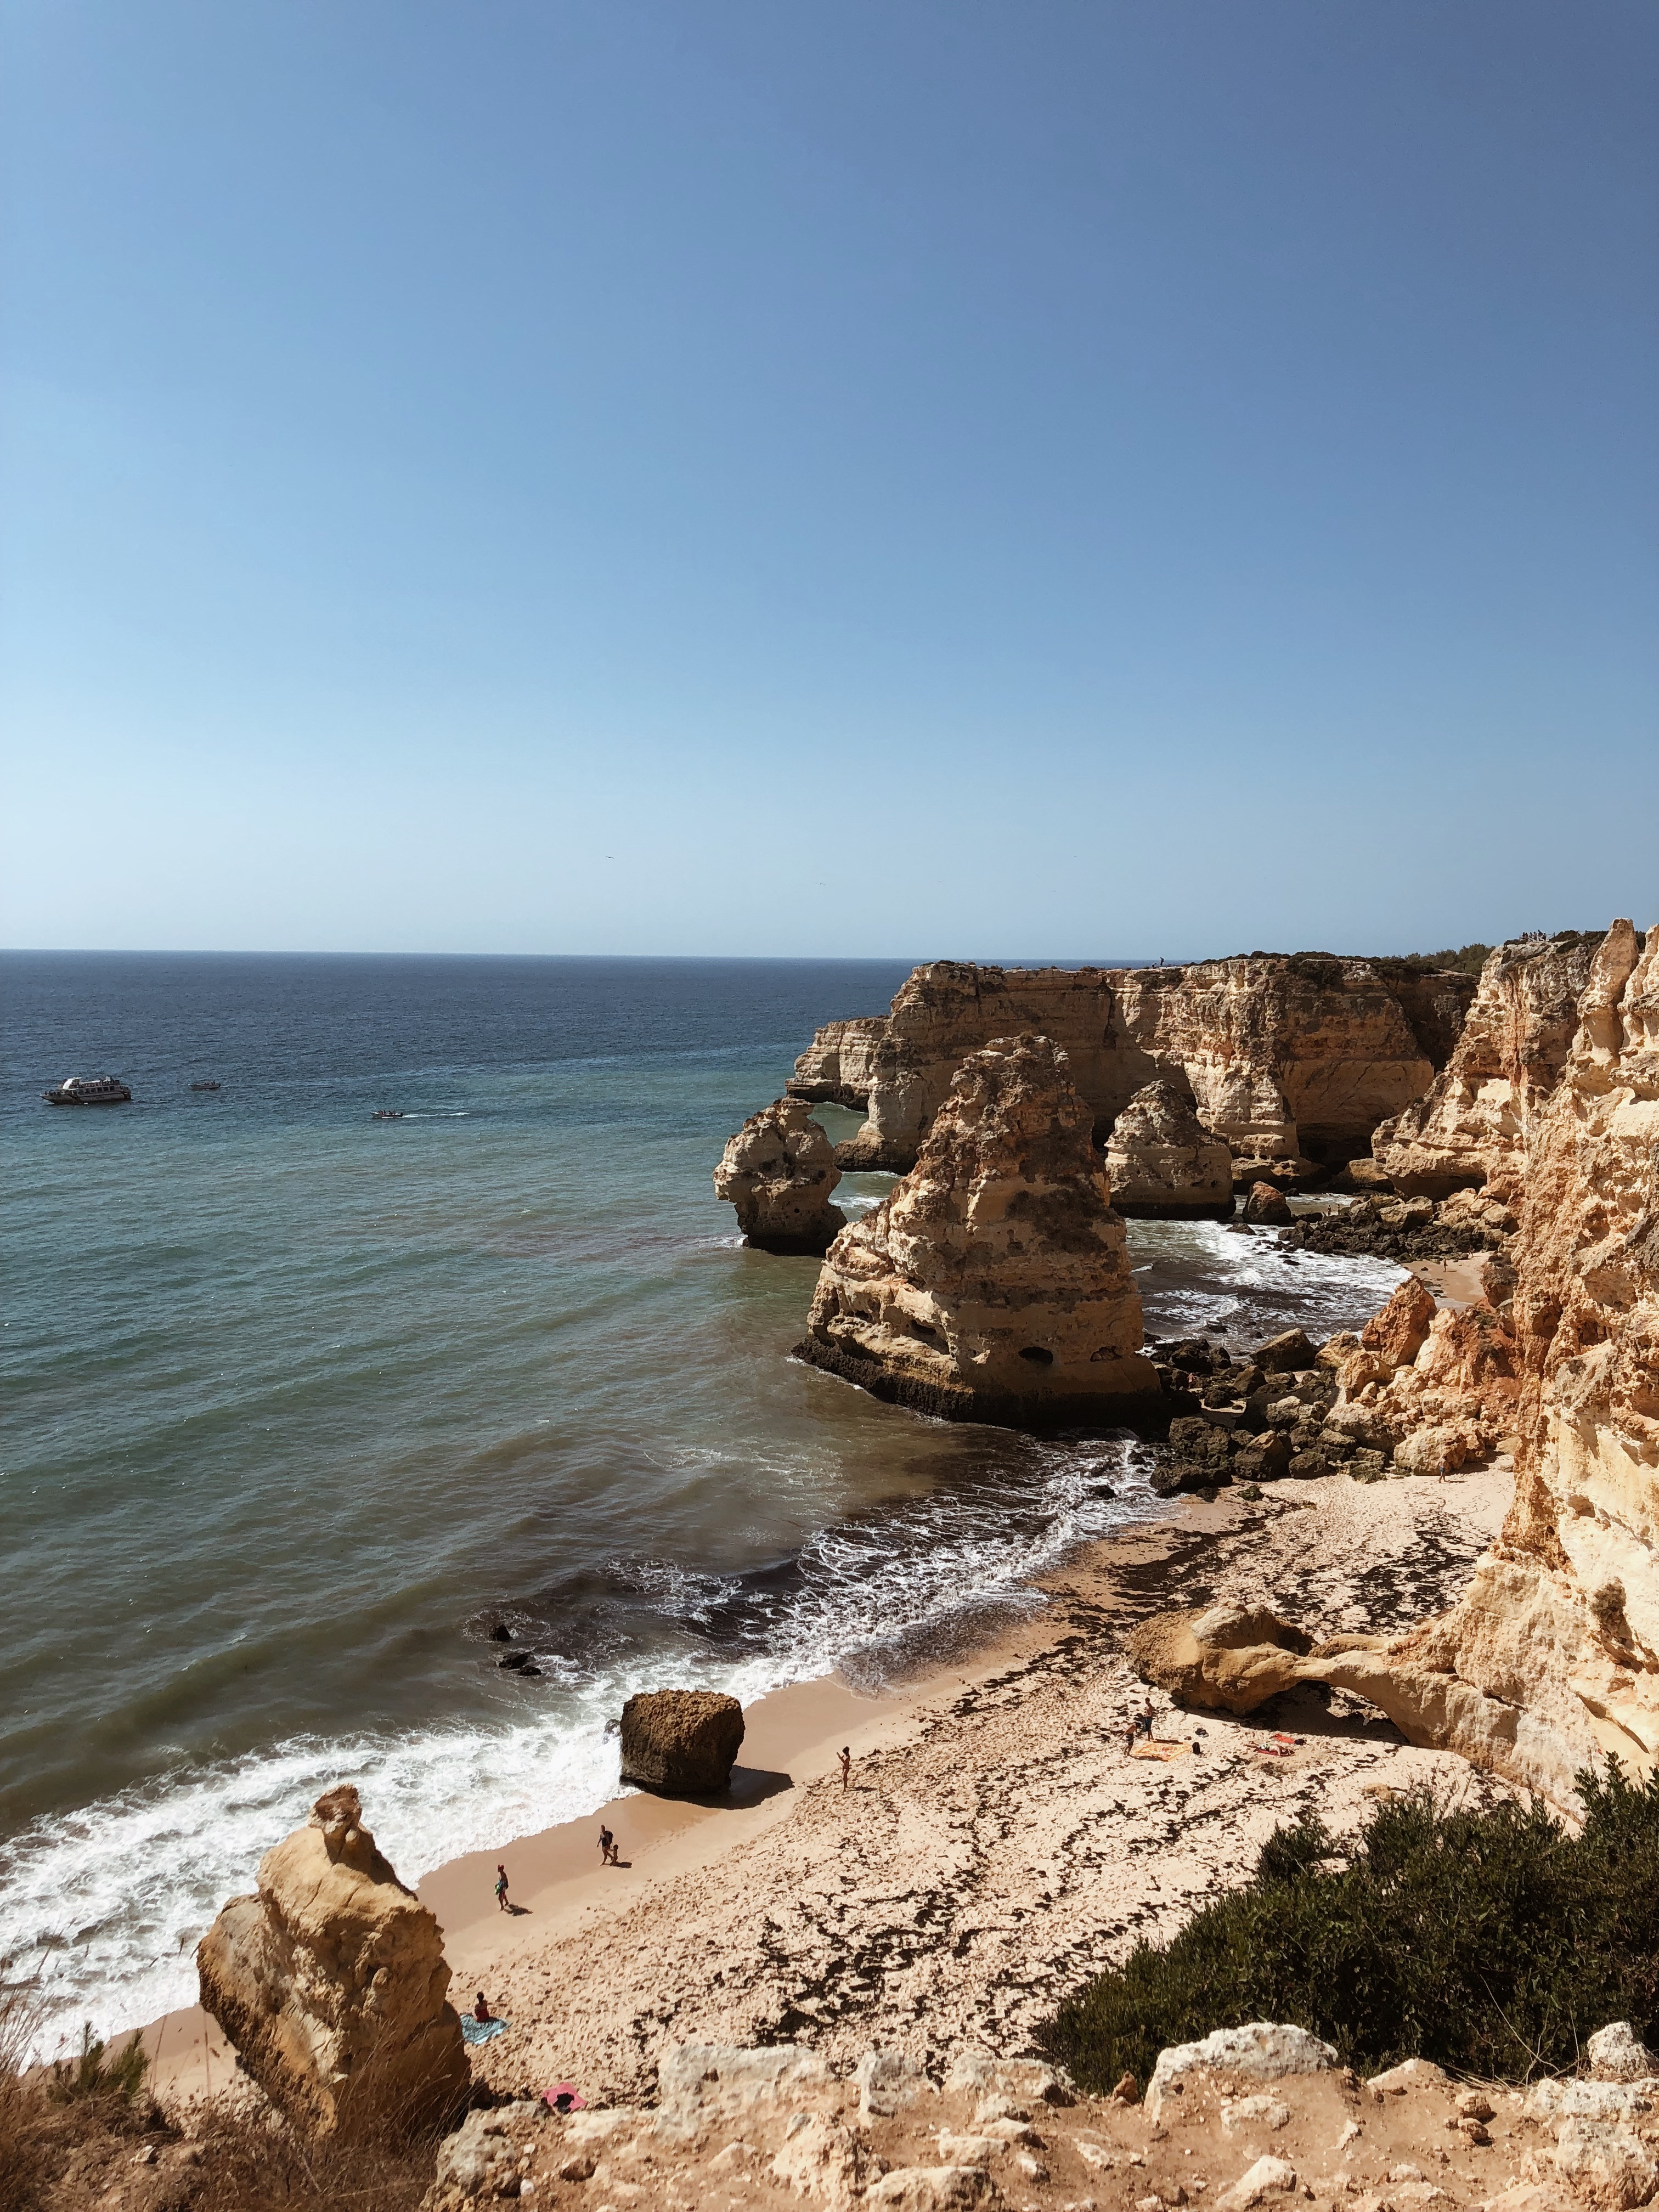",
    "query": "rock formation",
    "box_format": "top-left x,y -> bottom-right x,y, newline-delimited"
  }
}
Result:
1372,932 -> 1607,1199
1103,1080 -> 1233,1218
786,1017 -> 890,1111
1132,920 -> 1659,1808
713,1097 -> 846,1254
1242,1181 -> 1293,1226
795,1034 -> 1158,1426
794,957 -> 1472,1178
196,1785 -> 468,2138
619,1689 -> 746,1796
